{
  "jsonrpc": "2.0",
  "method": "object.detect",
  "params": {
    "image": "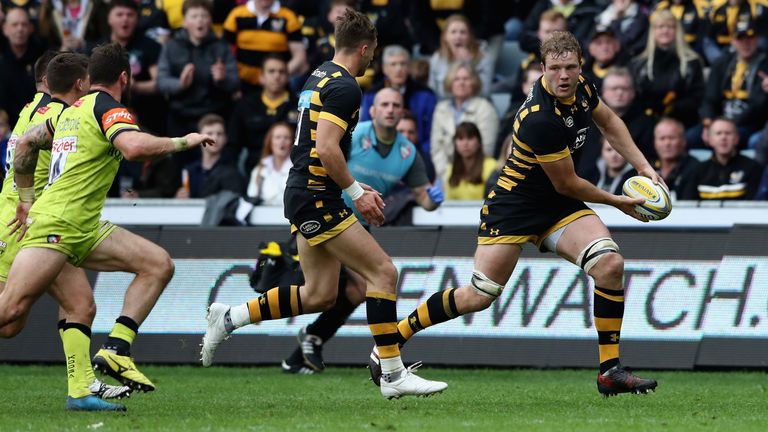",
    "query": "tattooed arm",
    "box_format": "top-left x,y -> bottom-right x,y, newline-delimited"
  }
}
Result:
13,122 -> 53,189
